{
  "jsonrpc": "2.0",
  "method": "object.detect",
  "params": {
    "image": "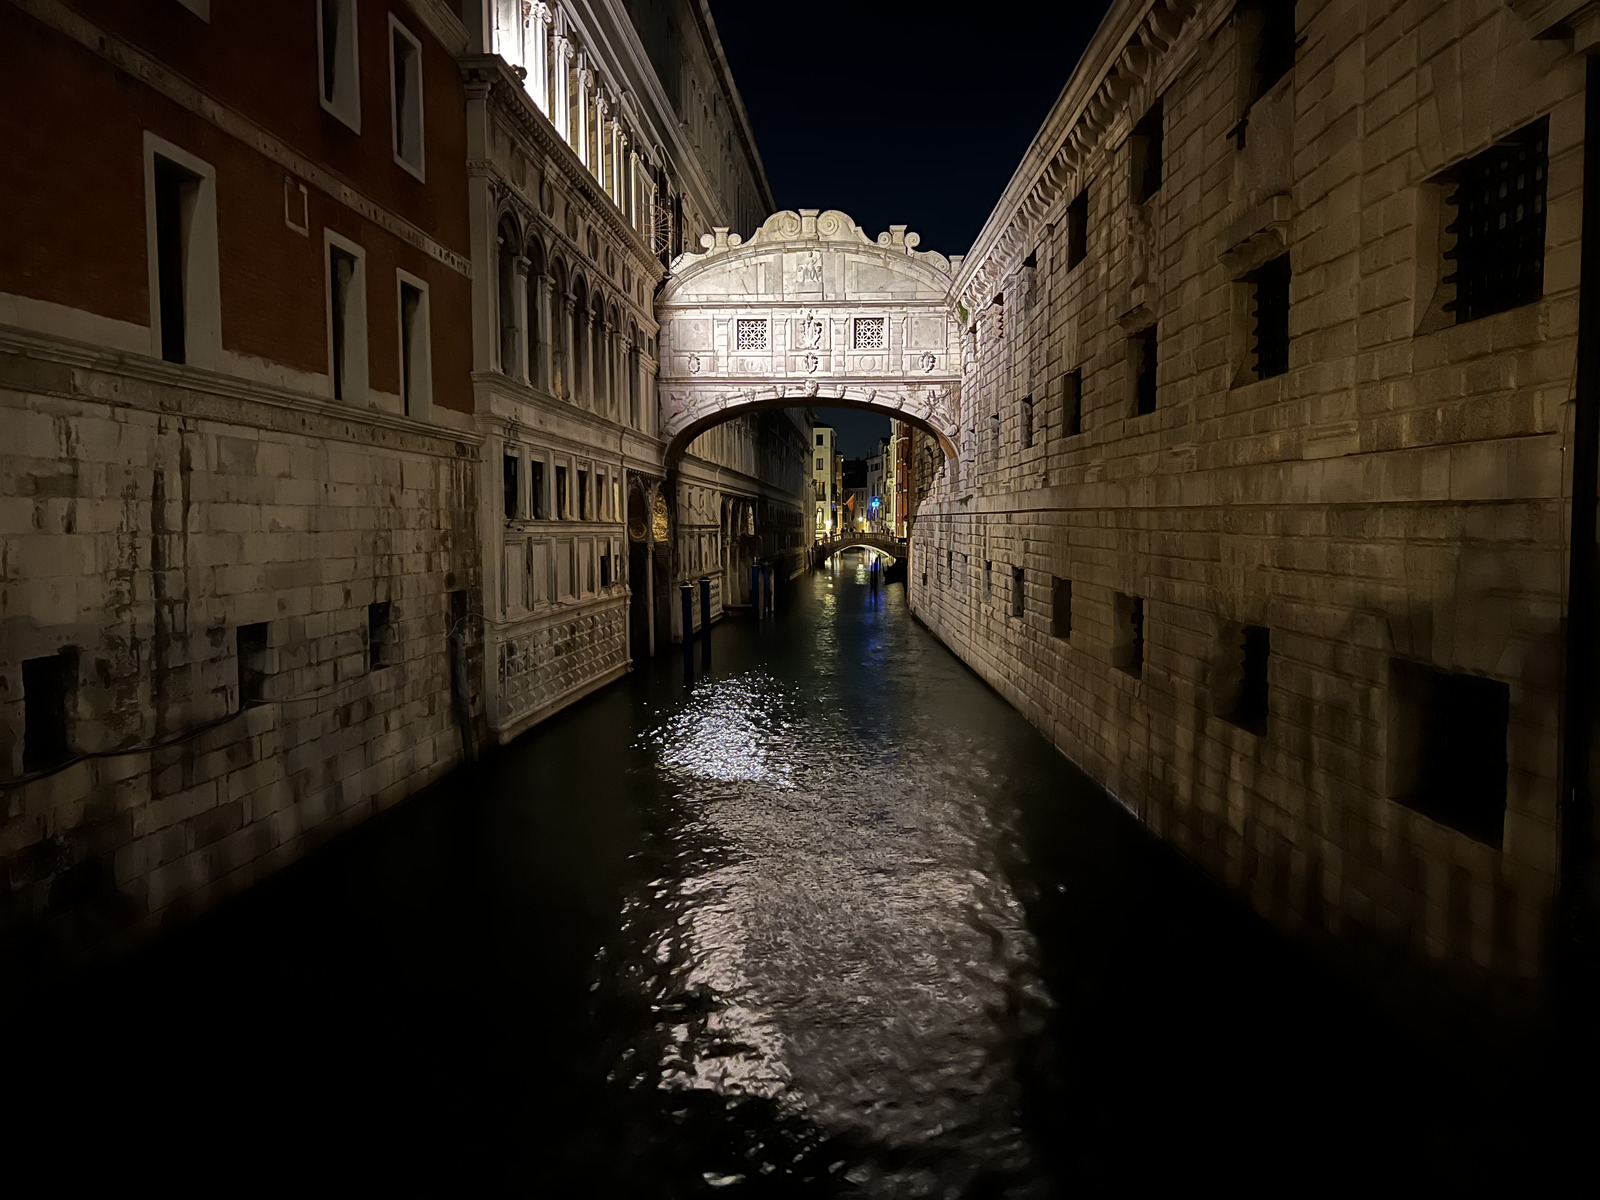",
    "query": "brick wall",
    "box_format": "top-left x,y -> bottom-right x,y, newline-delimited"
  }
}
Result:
909,0 -> 1581,1009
